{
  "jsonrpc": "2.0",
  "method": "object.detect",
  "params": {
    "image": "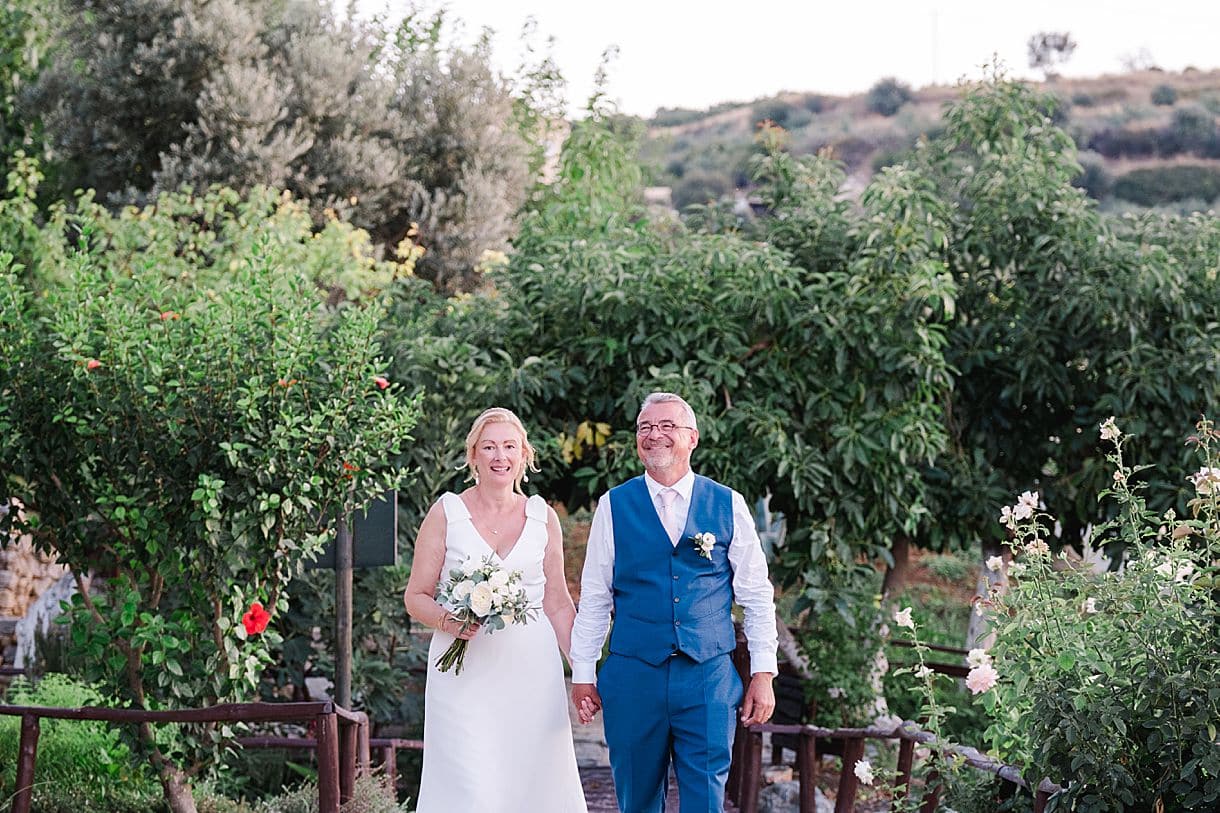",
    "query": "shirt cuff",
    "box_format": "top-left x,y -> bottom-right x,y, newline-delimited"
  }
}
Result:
749,652 -> 779,676
571,662 -> 598,684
